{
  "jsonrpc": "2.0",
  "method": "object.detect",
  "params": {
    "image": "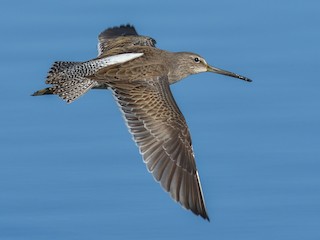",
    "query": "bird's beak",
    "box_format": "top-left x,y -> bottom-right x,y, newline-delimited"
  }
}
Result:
207,65 -> 252,82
